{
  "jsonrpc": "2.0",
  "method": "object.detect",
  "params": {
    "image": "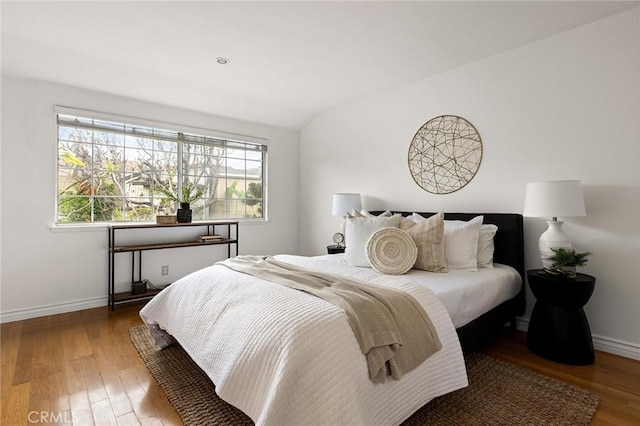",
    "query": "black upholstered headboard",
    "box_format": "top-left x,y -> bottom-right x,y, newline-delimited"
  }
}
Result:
370,211 -> 524,279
